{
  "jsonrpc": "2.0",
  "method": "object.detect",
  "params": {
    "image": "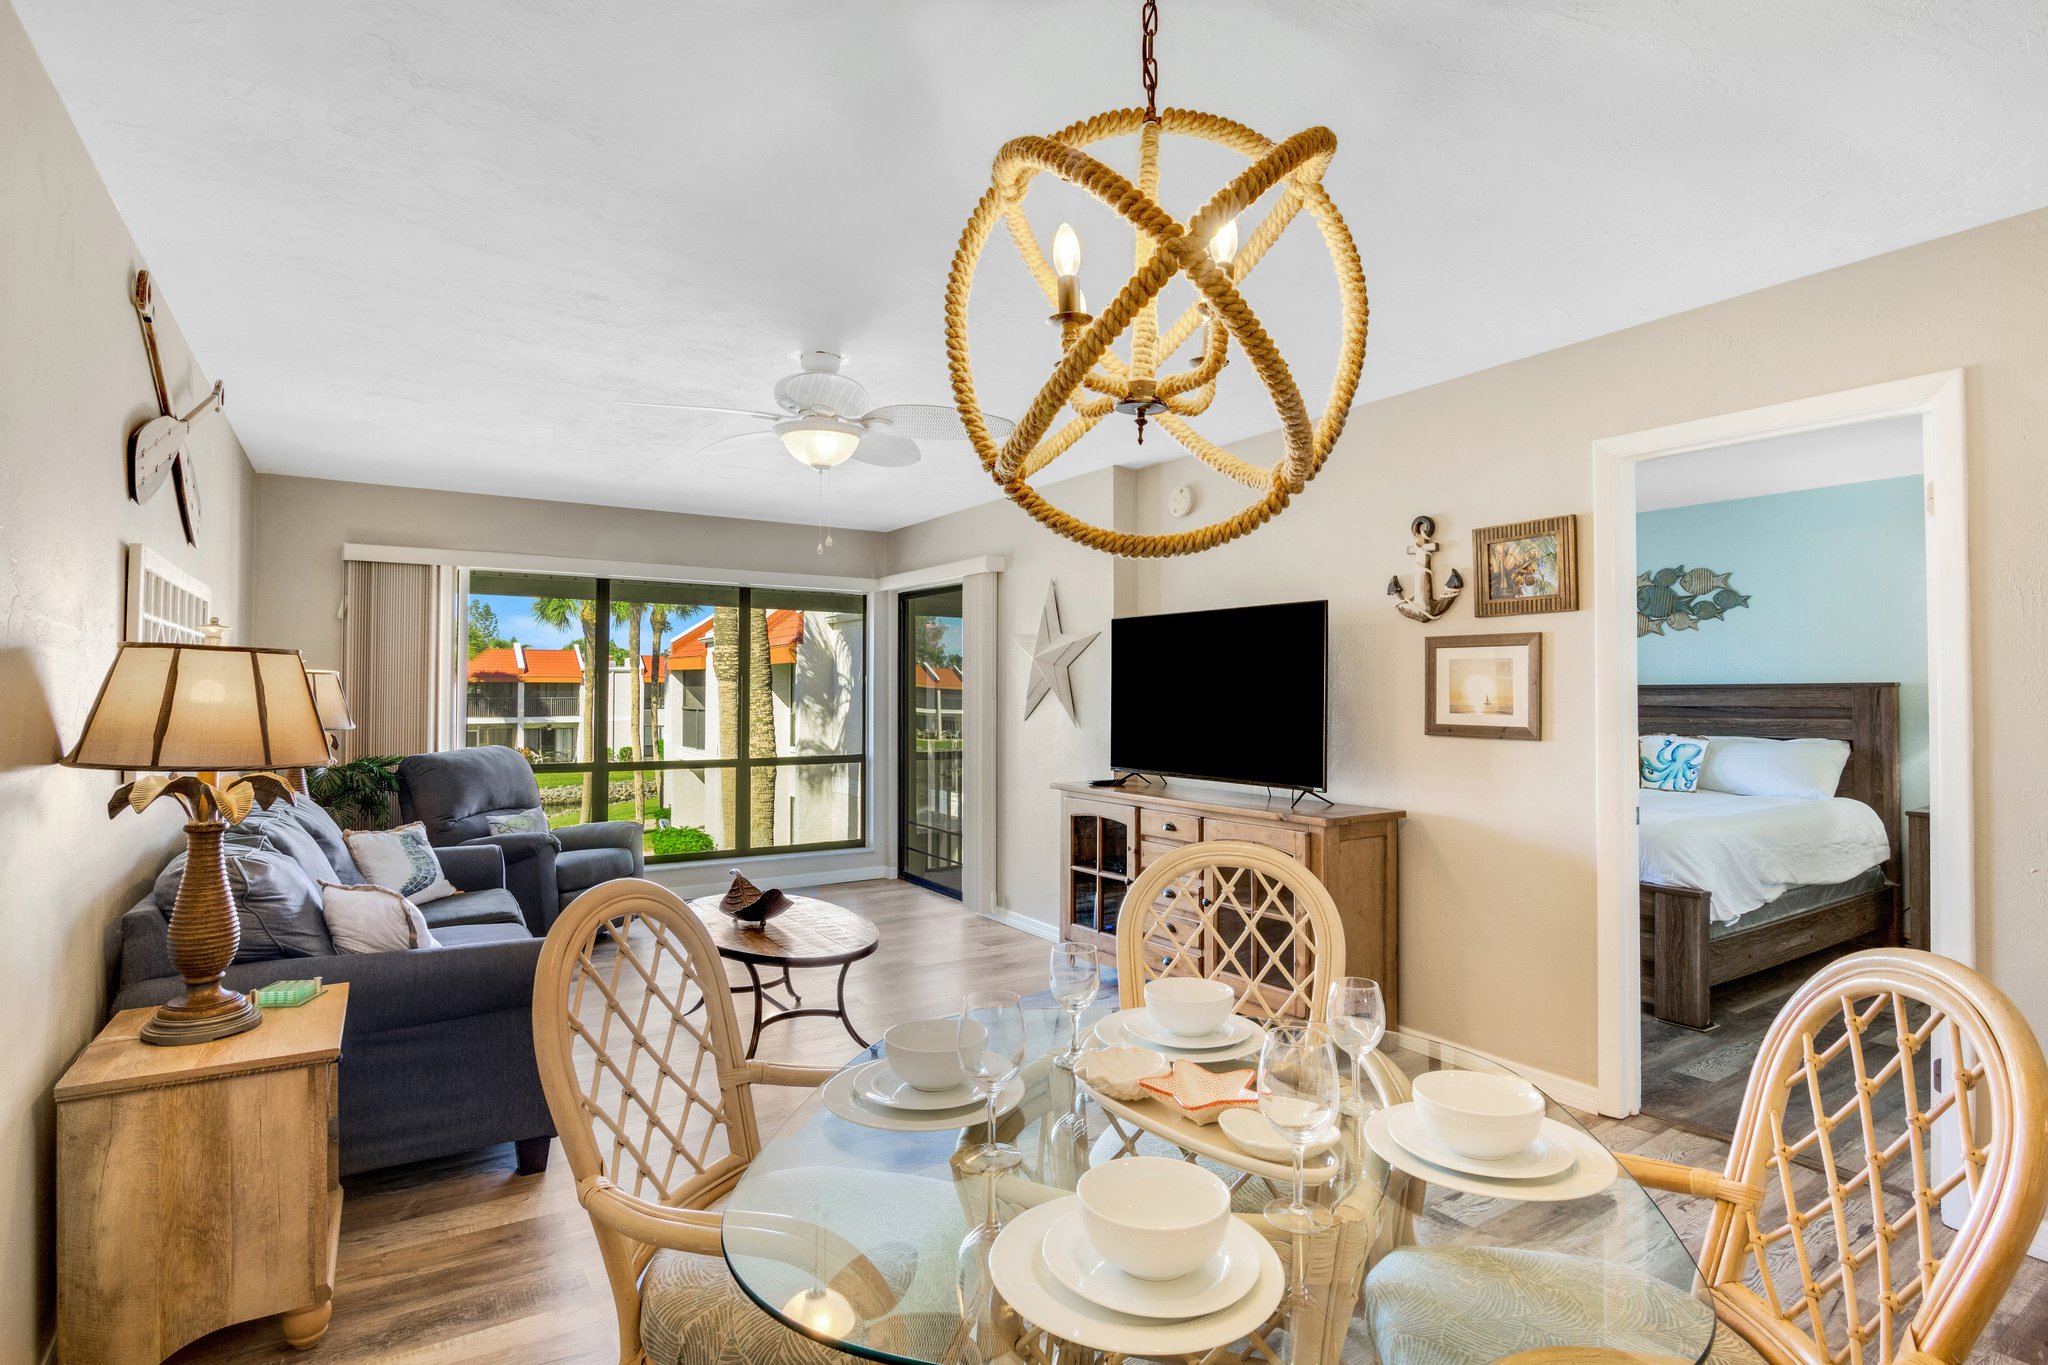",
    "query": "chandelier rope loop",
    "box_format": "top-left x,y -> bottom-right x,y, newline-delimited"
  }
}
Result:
943,7 -> 1368,558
